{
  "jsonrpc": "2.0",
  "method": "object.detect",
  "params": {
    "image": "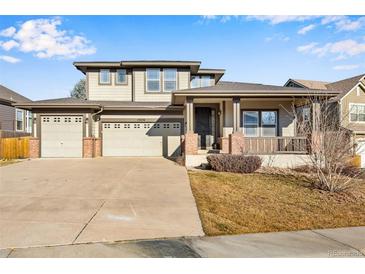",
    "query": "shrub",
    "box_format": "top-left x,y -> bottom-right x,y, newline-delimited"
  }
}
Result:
207,154 -> 262,173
